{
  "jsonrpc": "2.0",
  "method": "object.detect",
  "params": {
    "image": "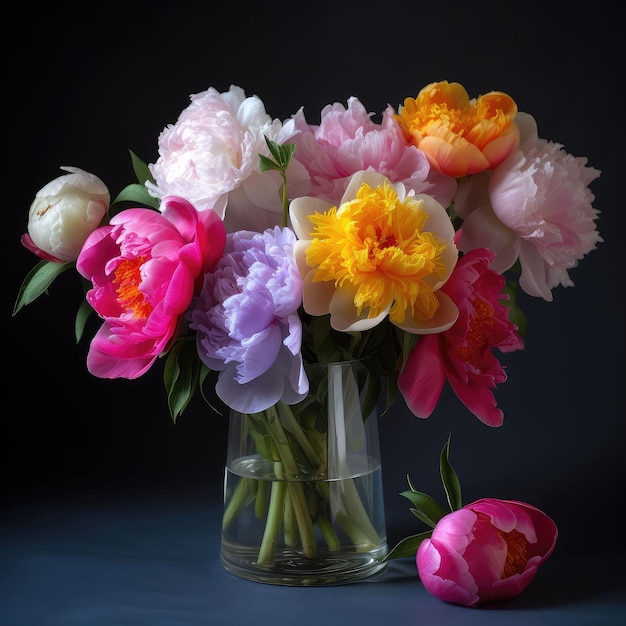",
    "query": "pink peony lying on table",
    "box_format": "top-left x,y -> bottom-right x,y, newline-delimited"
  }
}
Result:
416,498 -> 558,607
